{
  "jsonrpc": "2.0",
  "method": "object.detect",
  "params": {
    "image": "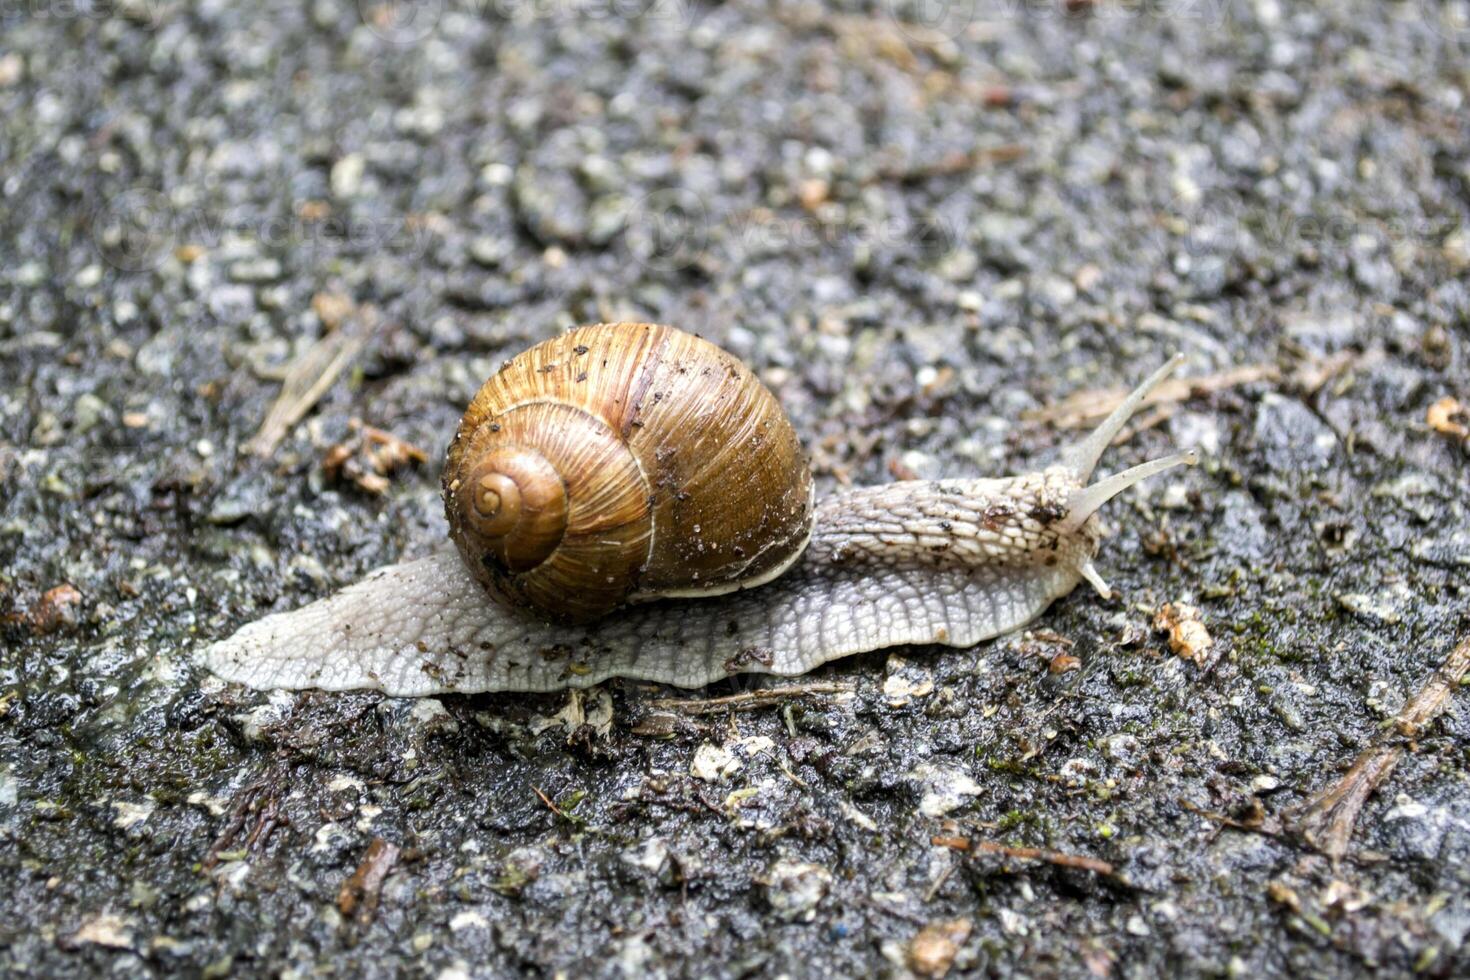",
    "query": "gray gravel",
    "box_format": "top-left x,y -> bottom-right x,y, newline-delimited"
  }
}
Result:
2,0 -> 1469,976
